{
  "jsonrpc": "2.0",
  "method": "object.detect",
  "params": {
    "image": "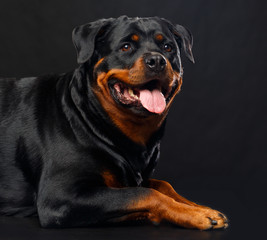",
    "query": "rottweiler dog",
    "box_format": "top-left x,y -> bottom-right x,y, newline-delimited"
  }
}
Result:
0,16 -> 228,230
